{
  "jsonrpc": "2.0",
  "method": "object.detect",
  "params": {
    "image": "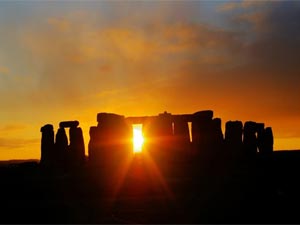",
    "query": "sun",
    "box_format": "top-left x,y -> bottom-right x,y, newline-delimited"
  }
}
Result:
133,125 -> 144,153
